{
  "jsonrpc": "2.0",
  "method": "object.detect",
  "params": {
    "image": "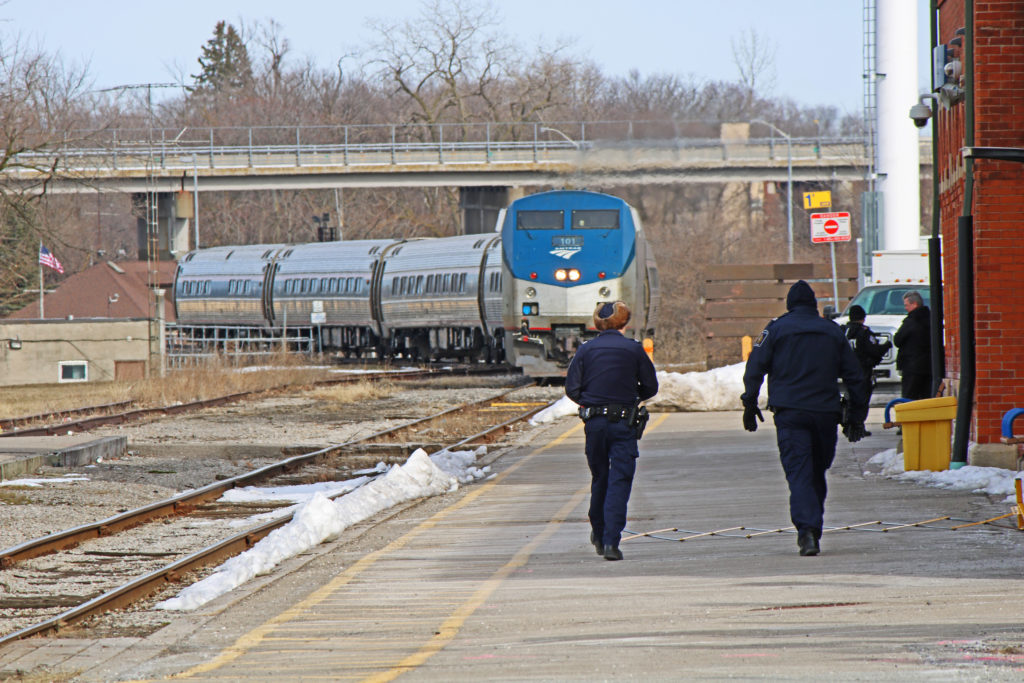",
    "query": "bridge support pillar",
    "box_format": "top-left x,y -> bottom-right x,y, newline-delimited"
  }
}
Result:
134,192 -> 192,261
460,186 -> 523,234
